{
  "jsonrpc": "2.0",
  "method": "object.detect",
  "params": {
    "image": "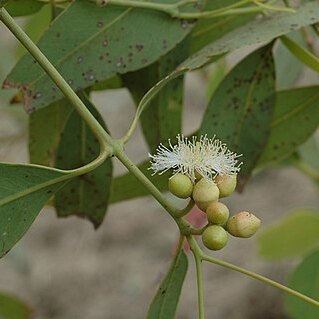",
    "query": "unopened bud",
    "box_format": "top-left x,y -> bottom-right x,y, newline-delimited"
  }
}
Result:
215,174 -> 237,198
206,202 -> 229,225
202,225 -> 228,250
226,211 -> 261,238
168,173 -> 193,199
192,178 -> 219,212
